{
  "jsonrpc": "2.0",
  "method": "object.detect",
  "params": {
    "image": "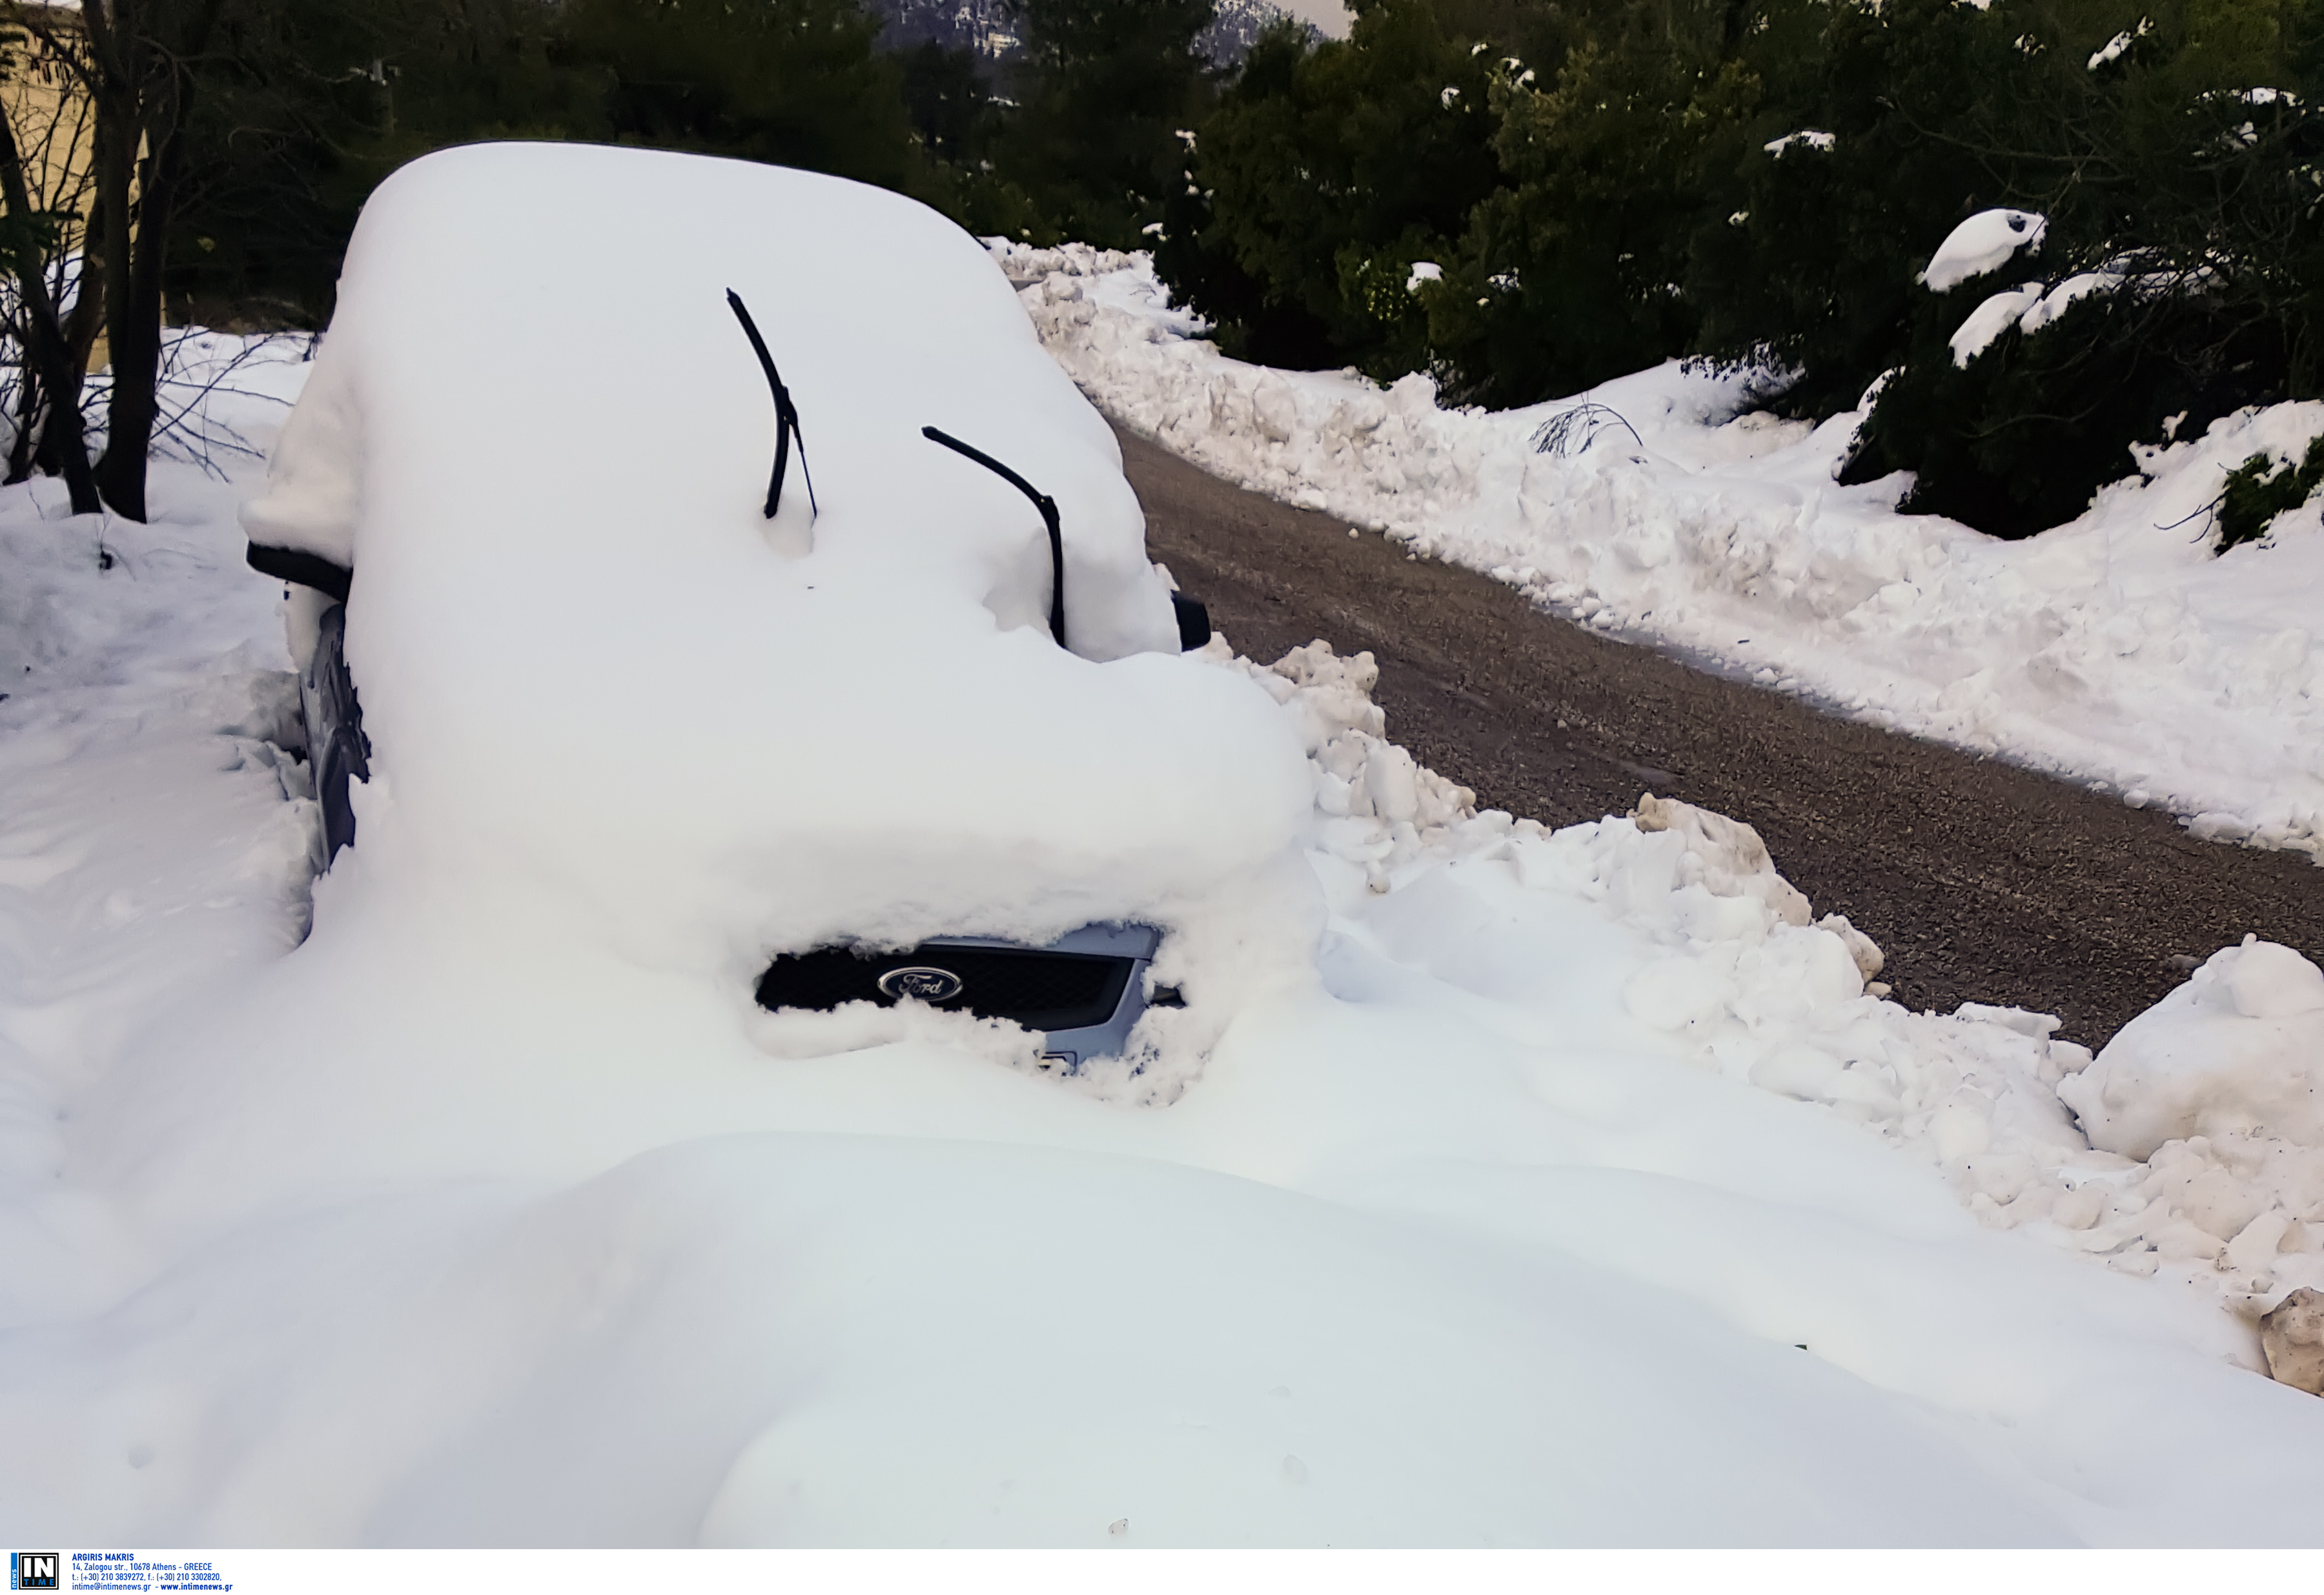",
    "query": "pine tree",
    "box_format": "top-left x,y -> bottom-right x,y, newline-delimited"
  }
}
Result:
1157,1 -> 1503,372
563,0 -> 919,192
999,0 -> 1217,247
